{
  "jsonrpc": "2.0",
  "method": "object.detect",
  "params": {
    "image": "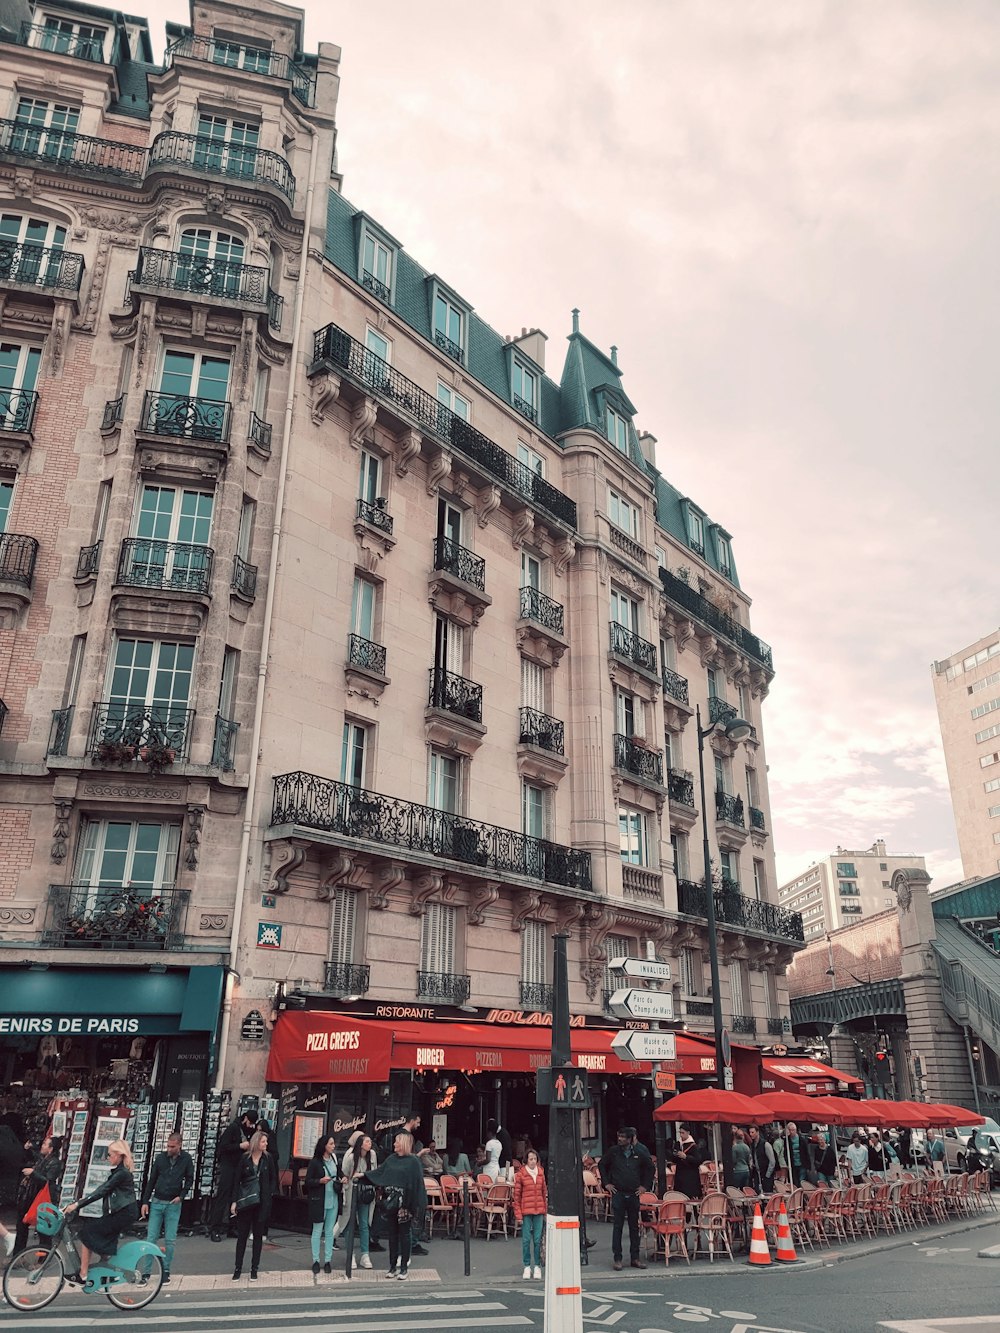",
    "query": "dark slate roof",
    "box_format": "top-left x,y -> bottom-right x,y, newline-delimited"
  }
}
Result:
109,56 -> 156,117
